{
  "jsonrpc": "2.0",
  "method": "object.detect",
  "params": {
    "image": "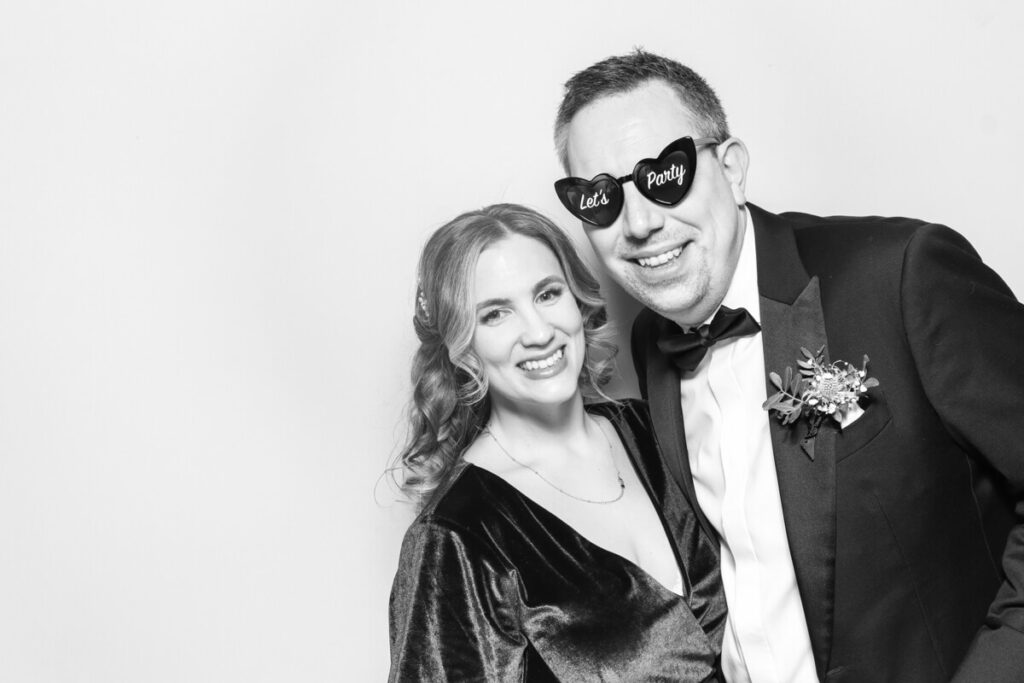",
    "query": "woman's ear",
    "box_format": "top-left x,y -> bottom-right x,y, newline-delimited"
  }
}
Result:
716,137 -> 750,206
